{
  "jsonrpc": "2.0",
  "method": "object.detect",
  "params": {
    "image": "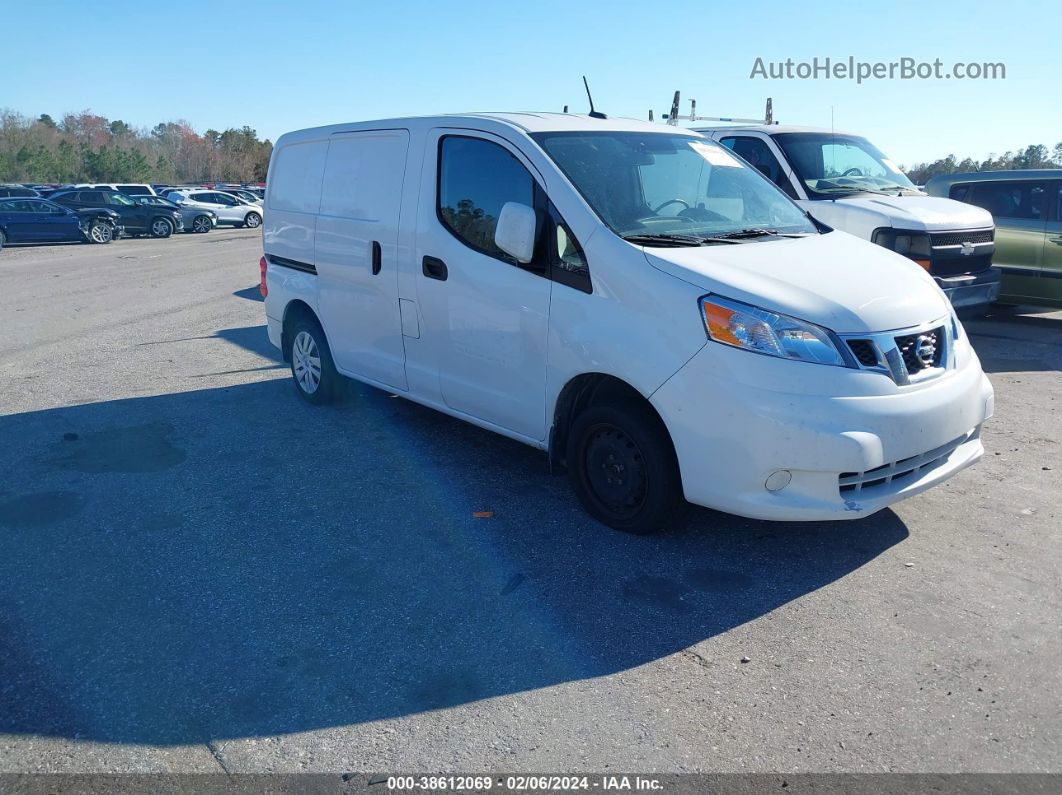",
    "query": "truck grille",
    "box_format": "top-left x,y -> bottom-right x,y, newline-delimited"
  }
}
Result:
839,428 -> 978,496
895,326 -> 944,374
932,253 -> 993,277
931,229 -> 994,247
